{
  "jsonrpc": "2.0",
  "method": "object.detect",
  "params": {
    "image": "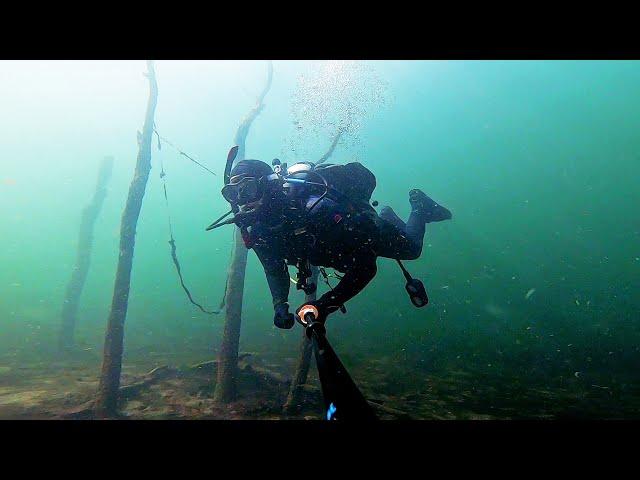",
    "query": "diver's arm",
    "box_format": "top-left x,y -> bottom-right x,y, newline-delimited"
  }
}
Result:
316,255 -> 378,315
253,244 -> 291,309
